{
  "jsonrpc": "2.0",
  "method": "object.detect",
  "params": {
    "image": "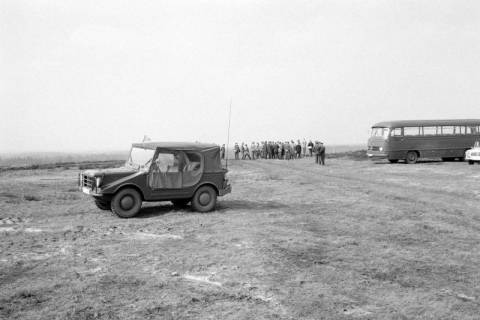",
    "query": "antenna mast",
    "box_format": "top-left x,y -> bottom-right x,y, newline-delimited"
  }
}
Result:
226,99 -> 232,170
